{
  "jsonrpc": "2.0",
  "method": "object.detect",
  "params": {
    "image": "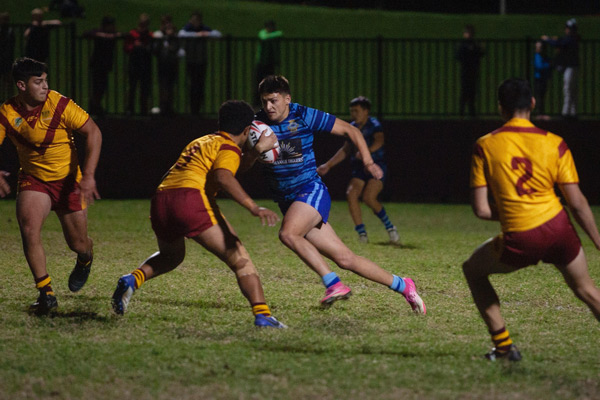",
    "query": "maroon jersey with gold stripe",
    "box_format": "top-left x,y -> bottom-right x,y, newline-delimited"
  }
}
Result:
0,90 -> 89,182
